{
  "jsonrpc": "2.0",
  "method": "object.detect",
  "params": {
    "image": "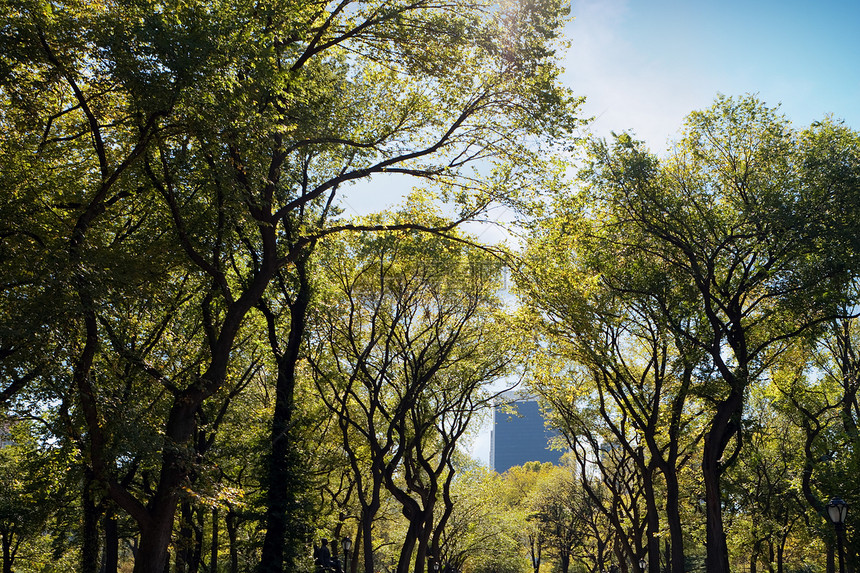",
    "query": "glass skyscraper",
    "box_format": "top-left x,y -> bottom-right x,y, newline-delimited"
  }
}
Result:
490,393 -> 563,473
